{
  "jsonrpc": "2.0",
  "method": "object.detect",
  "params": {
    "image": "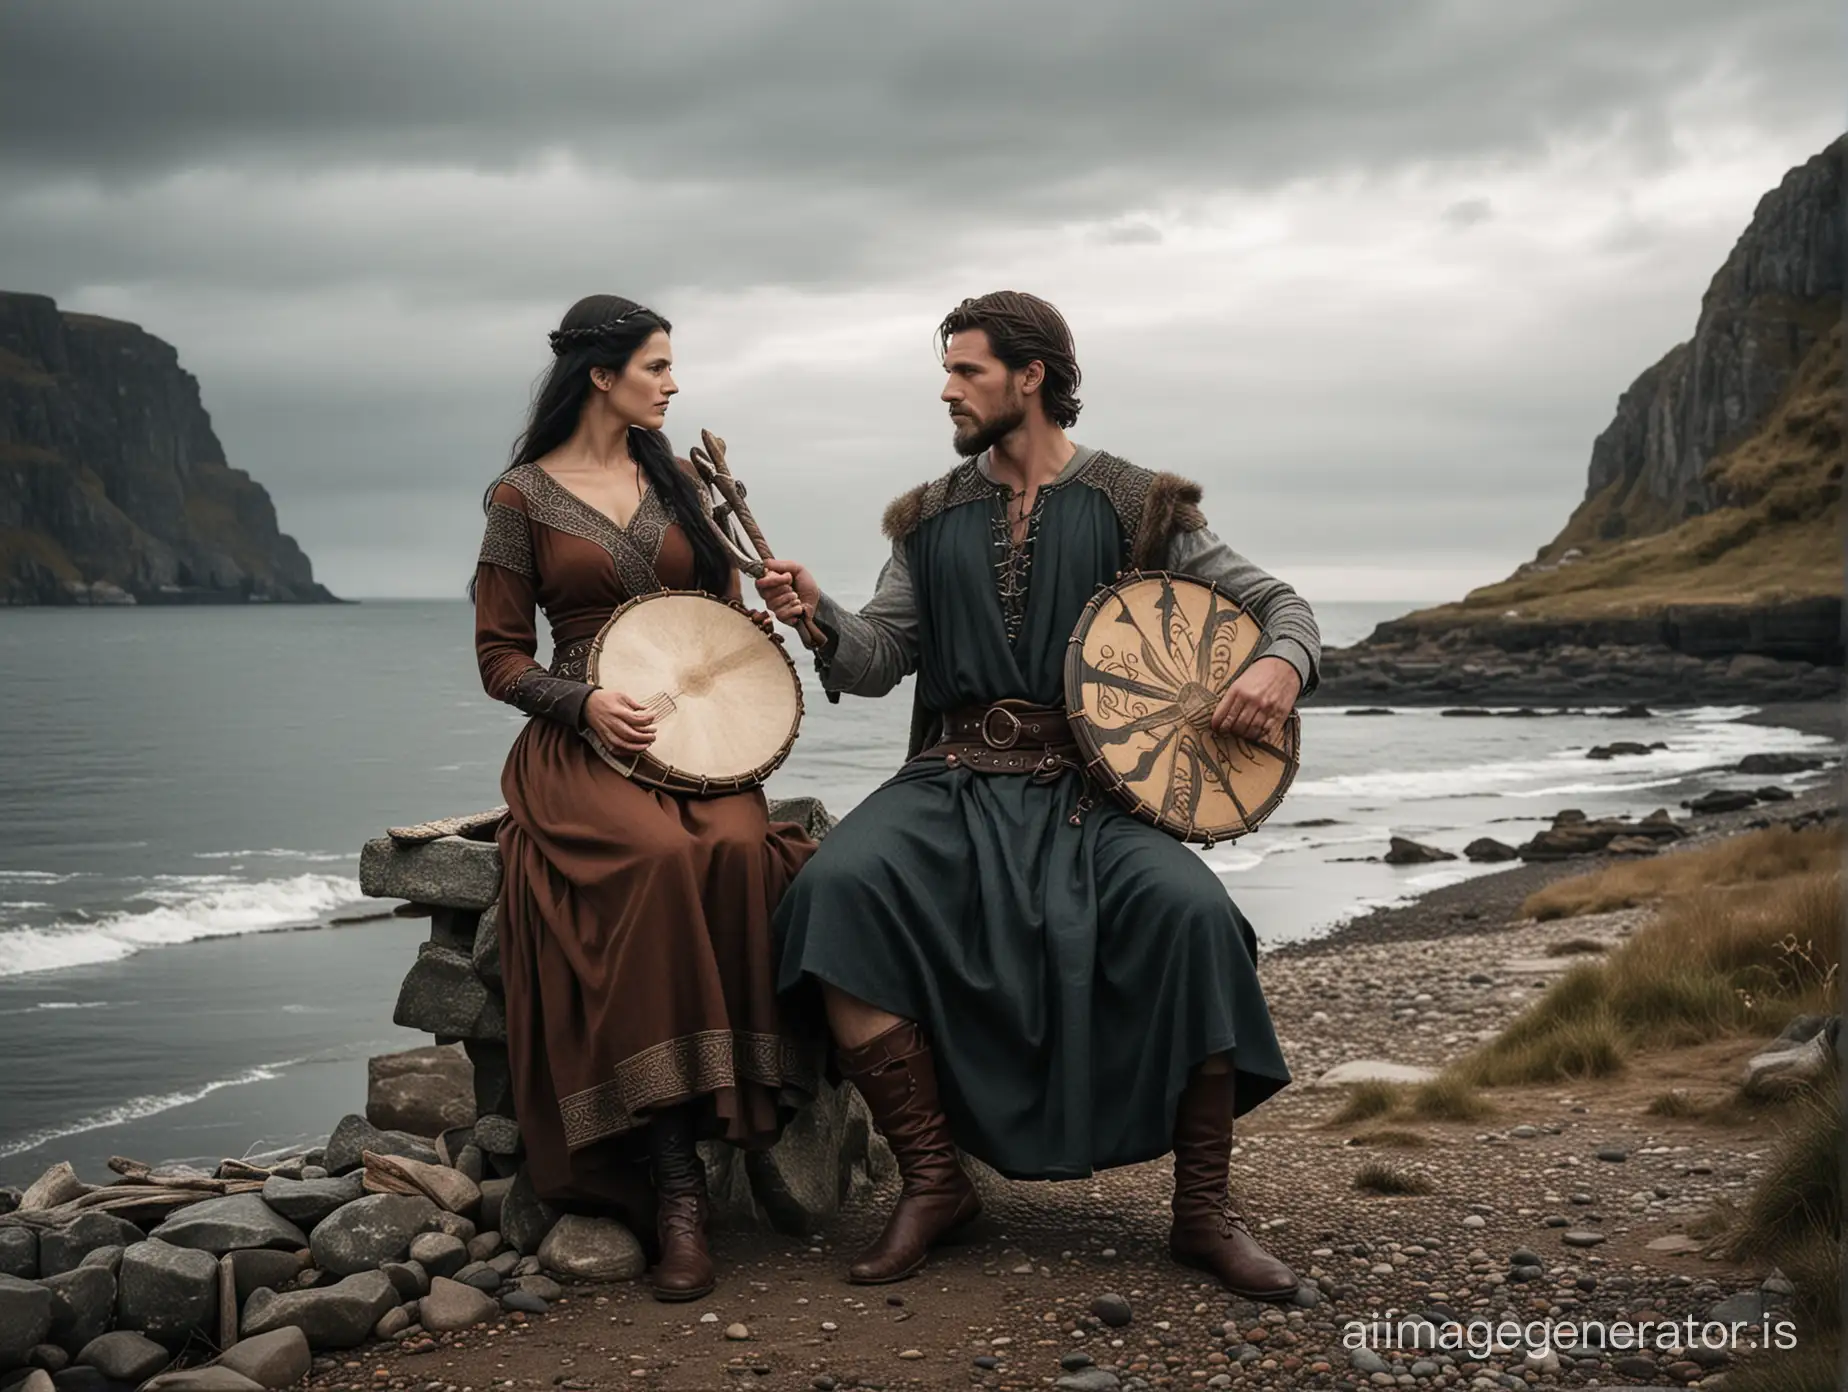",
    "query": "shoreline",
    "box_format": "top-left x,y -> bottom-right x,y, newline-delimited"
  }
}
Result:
1273,777 -> 1838,962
